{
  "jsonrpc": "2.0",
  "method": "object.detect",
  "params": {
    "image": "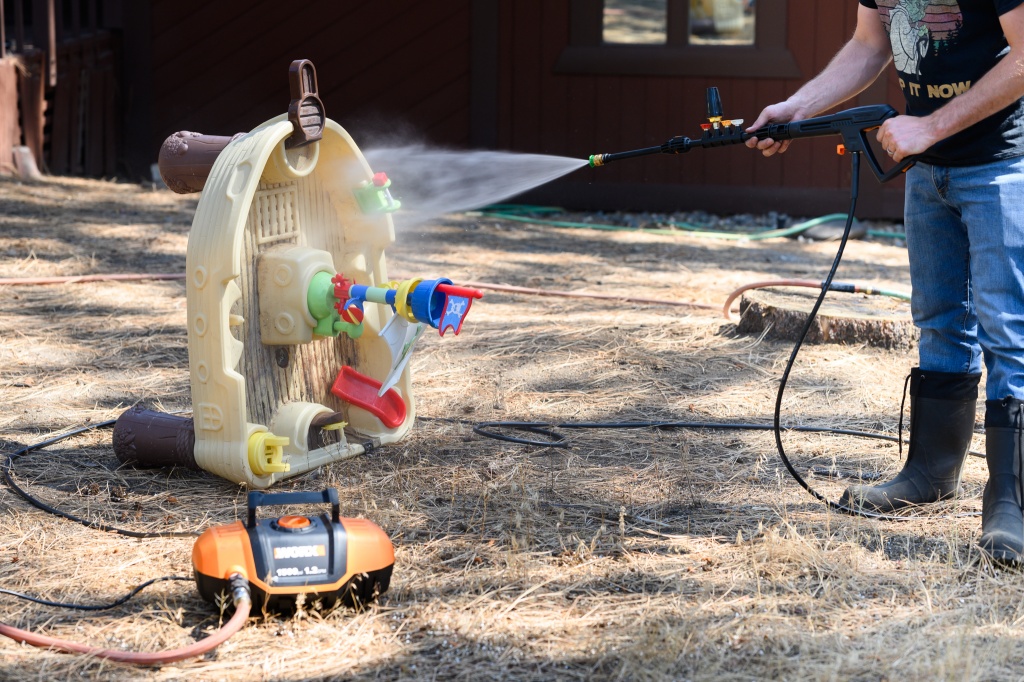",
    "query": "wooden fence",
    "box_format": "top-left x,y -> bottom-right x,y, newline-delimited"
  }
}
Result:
1,0 -> 119,177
